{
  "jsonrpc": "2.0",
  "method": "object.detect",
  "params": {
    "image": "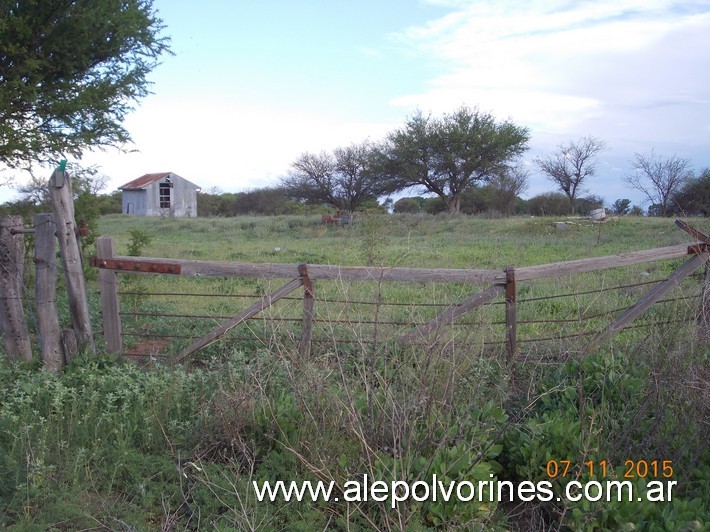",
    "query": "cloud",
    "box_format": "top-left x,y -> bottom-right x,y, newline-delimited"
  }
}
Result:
389,0 -> 710,136
80,97 -> 396,194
